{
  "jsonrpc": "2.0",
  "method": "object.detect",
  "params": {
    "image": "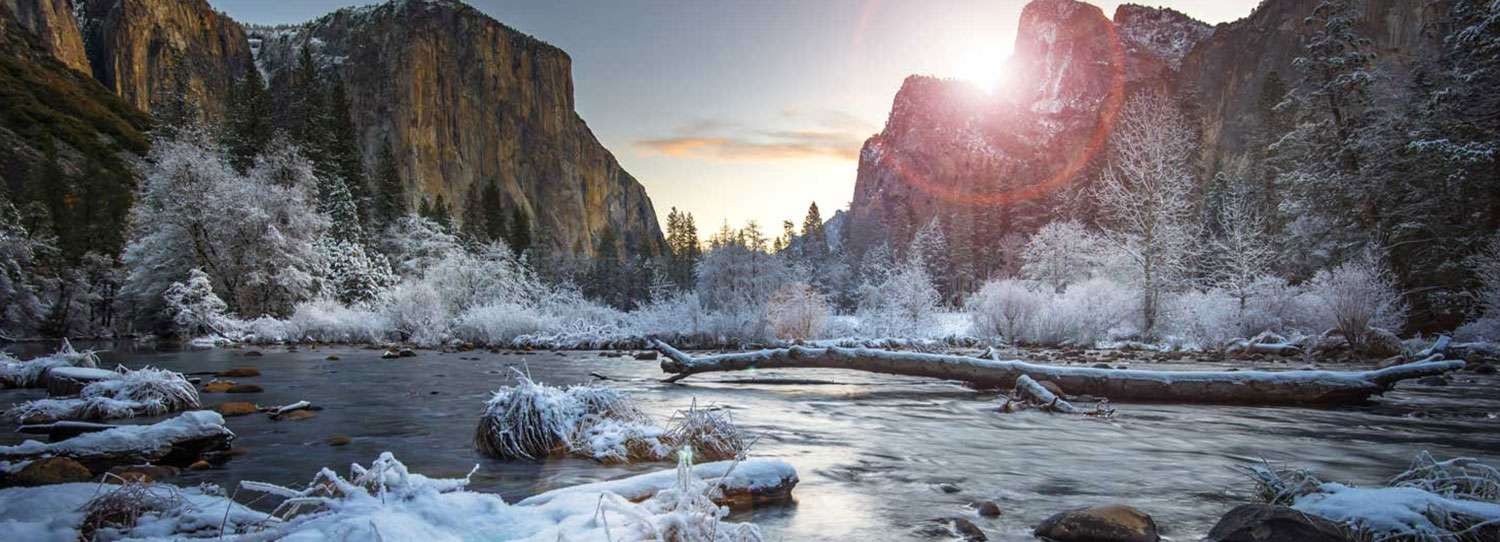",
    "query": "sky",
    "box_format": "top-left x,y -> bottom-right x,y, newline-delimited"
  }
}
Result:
210,0 -> 1260,233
